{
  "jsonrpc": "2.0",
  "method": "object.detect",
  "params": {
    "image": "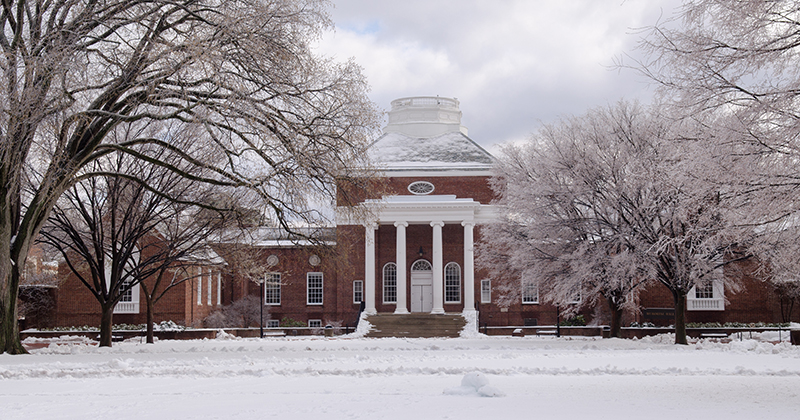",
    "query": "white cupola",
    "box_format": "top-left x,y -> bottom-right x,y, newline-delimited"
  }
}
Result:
383,96 -> 469,138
